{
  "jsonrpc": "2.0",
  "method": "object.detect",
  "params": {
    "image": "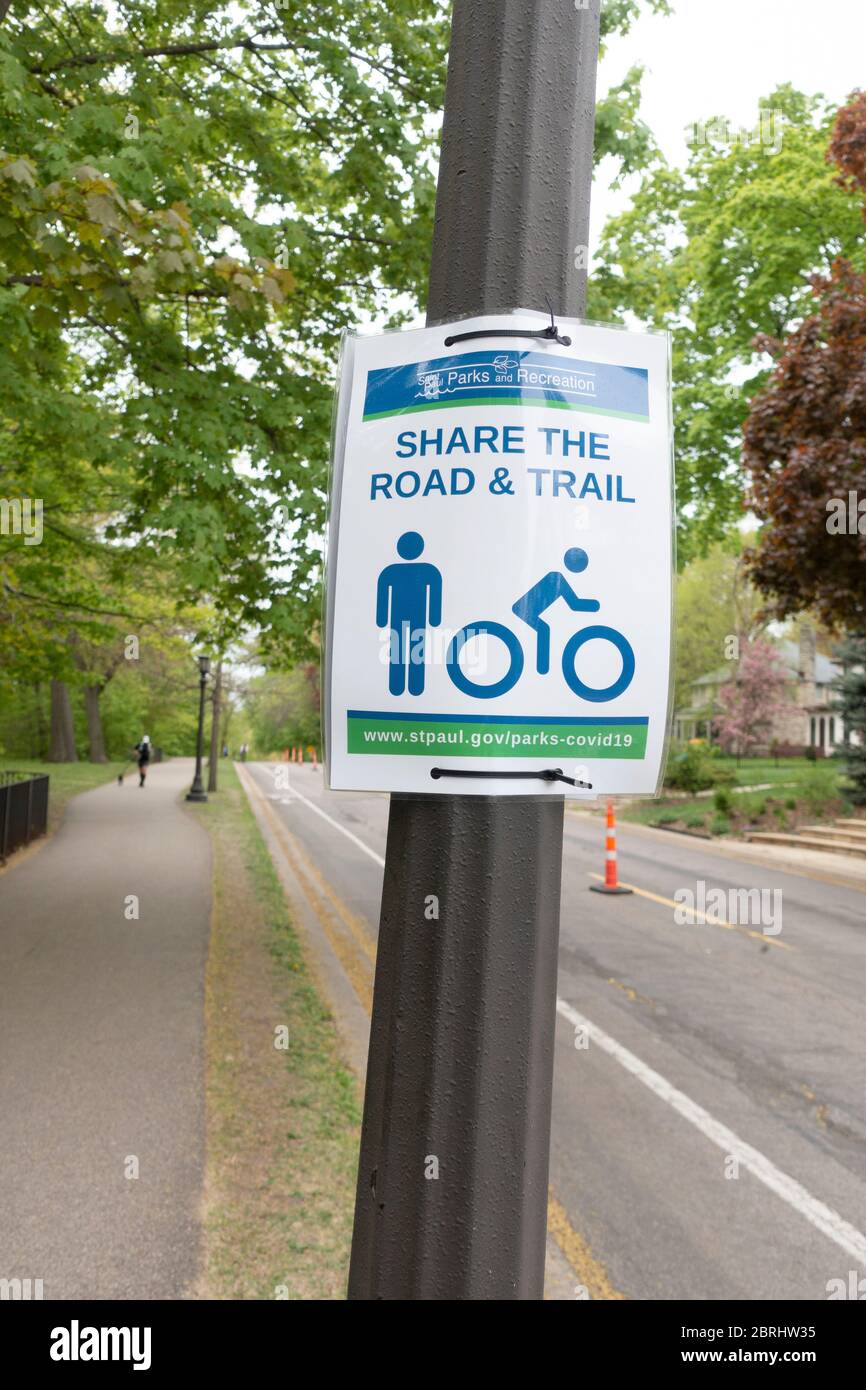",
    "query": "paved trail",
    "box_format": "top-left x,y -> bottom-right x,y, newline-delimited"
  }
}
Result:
0,759 -> 210,1300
